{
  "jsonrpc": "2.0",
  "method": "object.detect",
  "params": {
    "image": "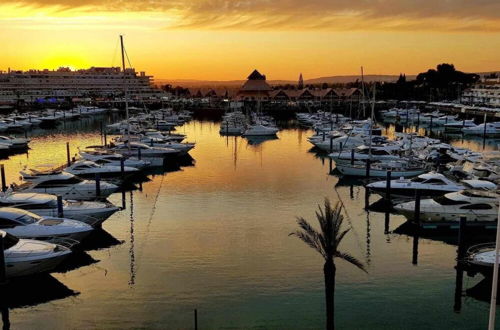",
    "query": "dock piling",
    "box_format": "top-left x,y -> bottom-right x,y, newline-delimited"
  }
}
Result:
66,142 -> 71,167
0,165 -> 6,192
95,173 -> 101,198
365,159 -> 371,178
138,148 -> 142,160
329,137 -> 333,153
457,216 -> 467,259
350,149 -> 355,165
194,309 -> 198,330
57,196 -> 64,218
414,190 -> 421,226
386,170 -> 391,202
